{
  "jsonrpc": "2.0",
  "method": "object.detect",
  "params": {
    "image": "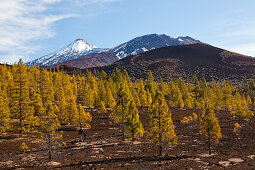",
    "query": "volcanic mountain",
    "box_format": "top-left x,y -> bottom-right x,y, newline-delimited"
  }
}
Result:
96,43 -> 255,82
27,34 -> 202,68
26,39 -> 107,67
108,34 -> 202,59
